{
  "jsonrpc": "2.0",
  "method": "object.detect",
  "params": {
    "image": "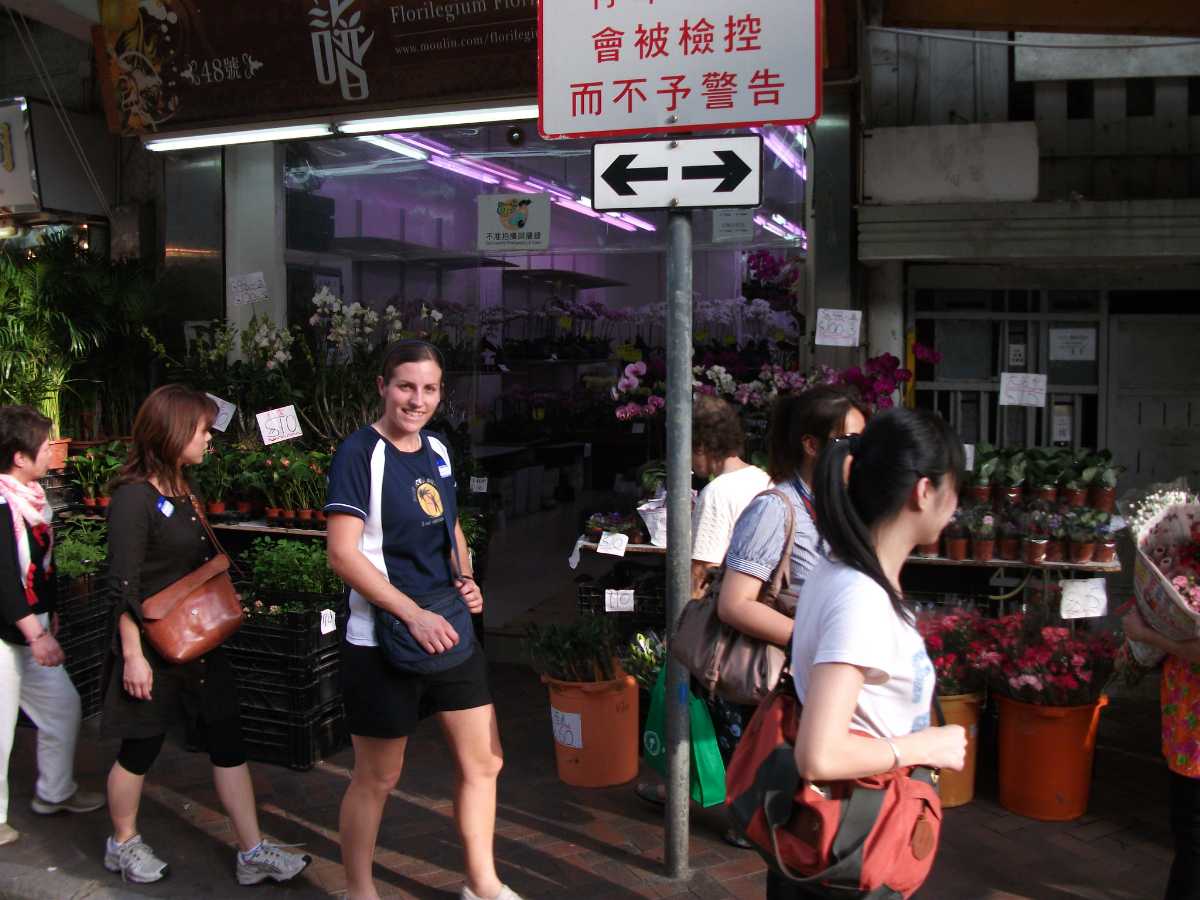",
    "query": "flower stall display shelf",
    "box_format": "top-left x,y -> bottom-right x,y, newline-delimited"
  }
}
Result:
1128,501 -> 1200,667
528,619 -> 639,788
979,615 -> 1118,821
